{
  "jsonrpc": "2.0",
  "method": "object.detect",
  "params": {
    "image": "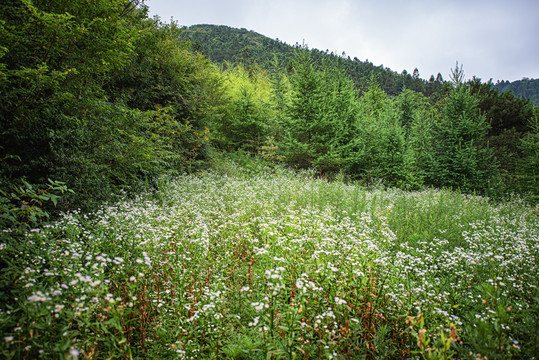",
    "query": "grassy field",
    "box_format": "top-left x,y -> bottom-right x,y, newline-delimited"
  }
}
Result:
1,159 -> 538,359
